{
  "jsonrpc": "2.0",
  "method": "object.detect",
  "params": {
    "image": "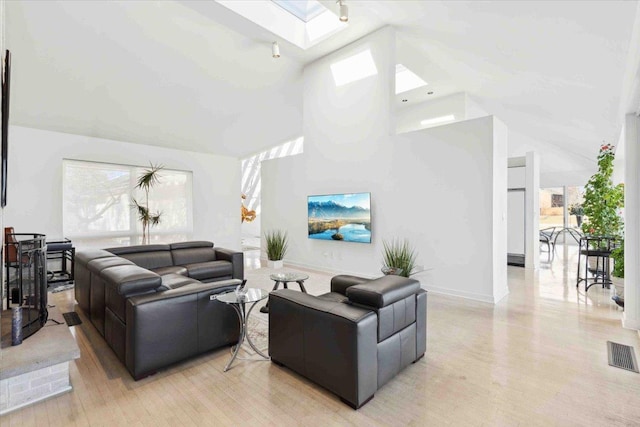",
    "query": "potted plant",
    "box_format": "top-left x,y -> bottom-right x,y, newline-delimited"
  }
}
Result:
381,238 -> 417,278
611,245 -> 624,308
132,163 -> 163,245
581,144 -> 624,238
264,229 -> 288,269
569,203 -> 584,227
